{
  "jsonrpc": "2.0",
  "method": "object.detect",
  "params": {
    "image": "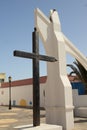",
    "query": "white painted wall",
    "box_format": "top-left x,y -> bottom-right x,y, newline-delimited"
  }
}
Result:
1,83 -> 87,113
73,89 -> 87,107
0,88 -> 9,105
0,83 -> 45,107
11,85 -> 32,106
72,89 -> 87,117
